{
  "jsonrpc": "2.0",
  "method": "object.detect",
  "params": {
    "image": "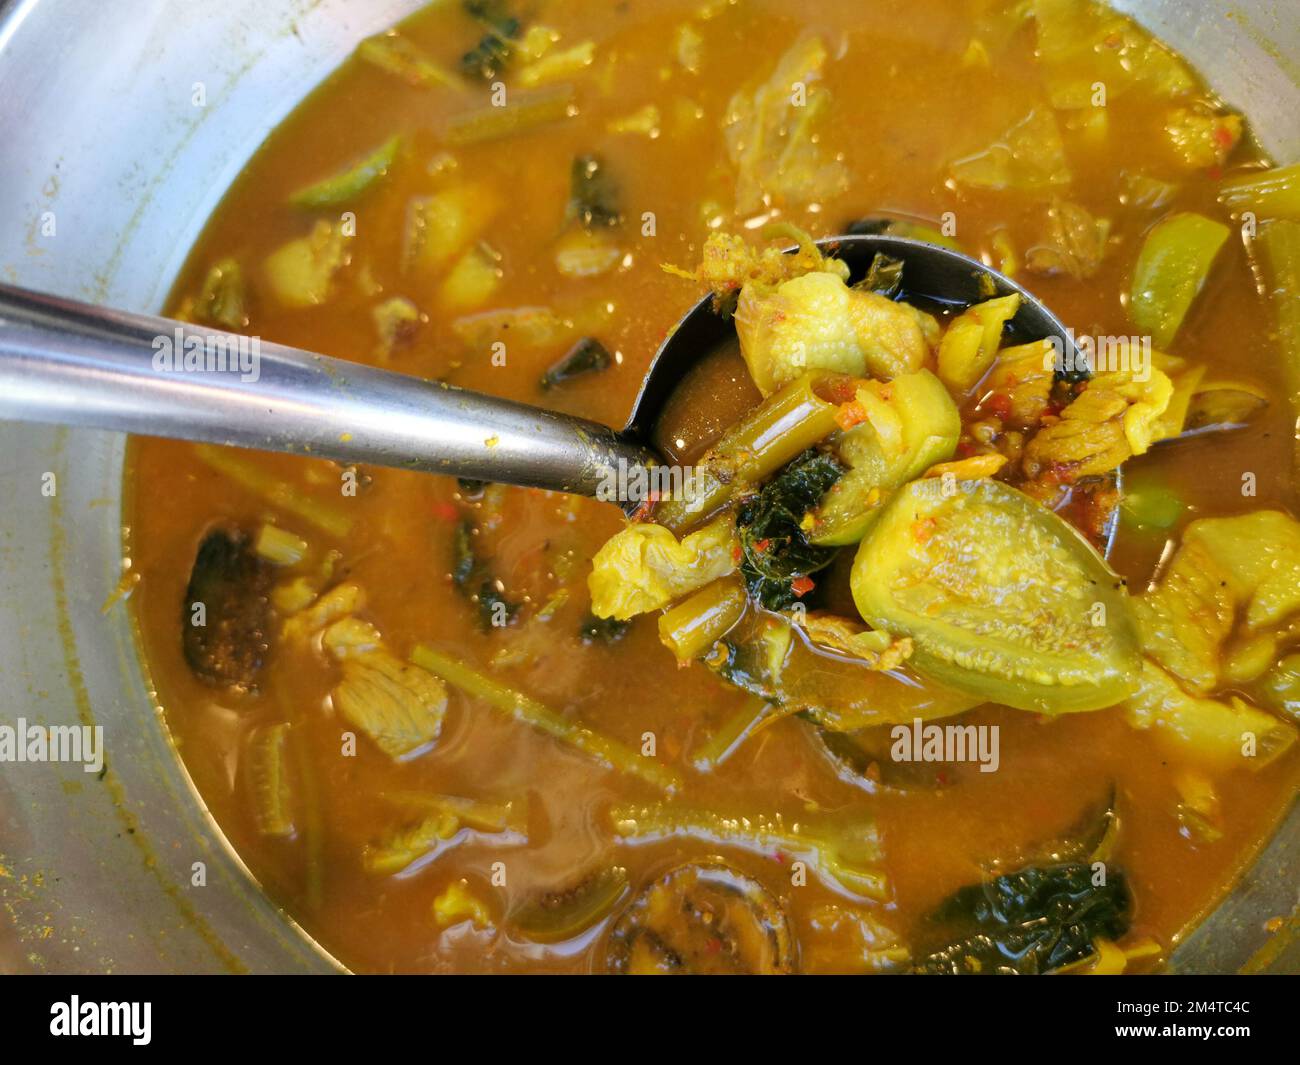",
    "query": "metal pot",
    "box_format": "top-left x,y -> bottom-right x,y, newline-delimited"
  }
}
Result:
0,0 -> 1295,973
